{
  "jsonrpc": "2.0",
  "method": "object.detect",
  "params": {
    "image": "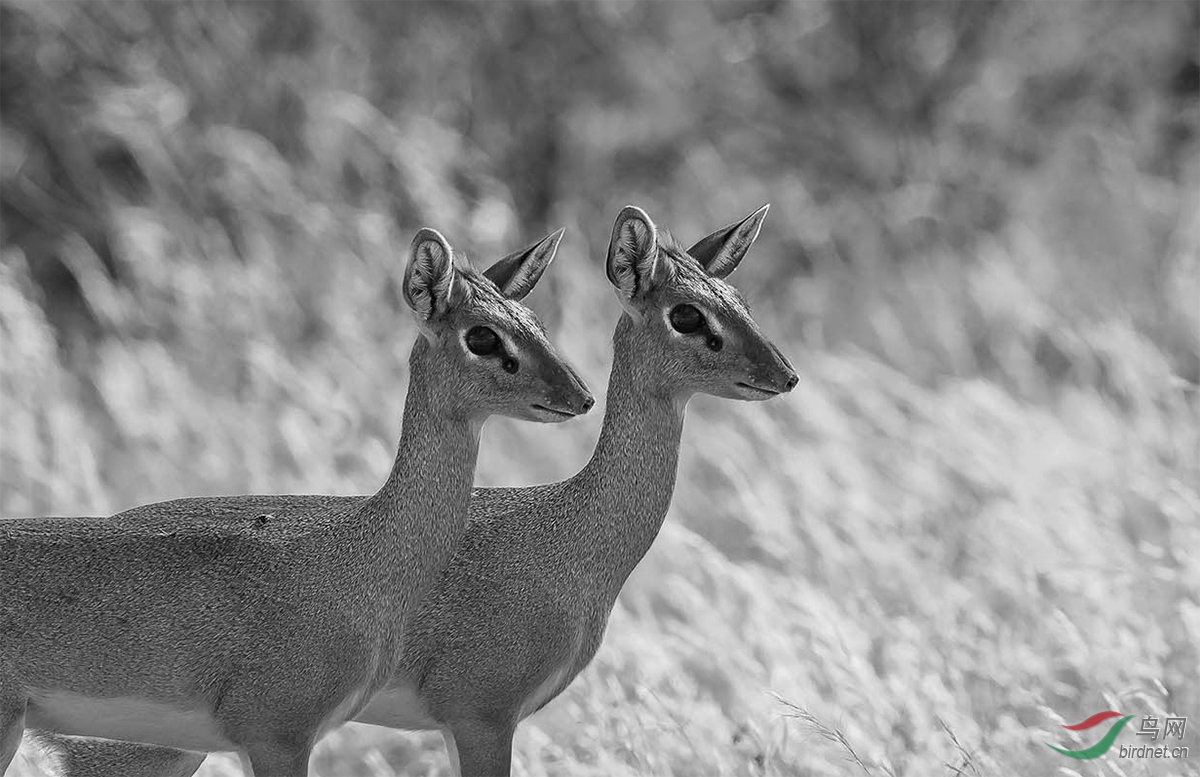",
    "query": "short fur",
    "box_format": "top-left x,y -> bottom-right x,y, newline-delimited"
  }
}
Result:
1,229 -> 592,777
26,206 -> 795,777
